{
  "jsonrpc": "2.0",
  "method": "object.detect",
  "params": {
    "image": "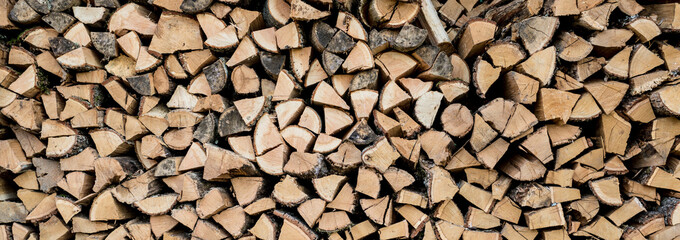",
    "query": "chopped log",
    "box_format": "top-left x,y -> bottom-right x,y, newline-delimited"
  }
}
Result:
149,12 -> 203,54
525,204 -> 566,229
517,46 -> 556,87
368,0 -> 419,28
